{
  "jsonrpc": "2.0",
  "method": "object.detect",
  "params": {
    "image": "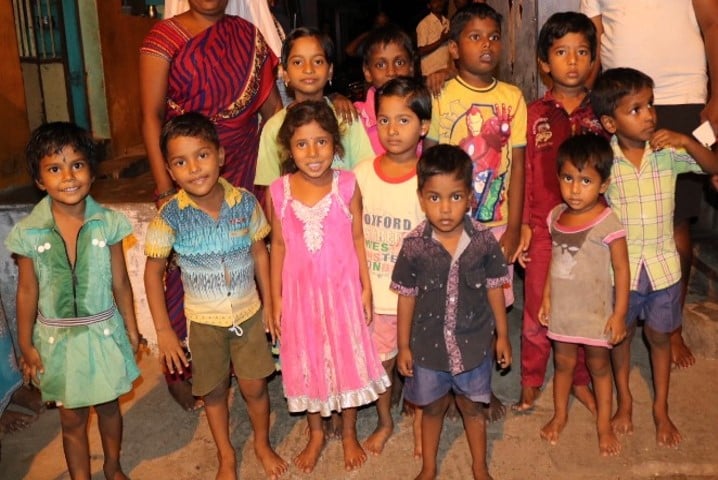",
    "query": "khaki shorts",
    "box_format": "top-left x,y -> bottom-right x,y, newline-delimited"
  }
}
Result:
188,309 -> 274,397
